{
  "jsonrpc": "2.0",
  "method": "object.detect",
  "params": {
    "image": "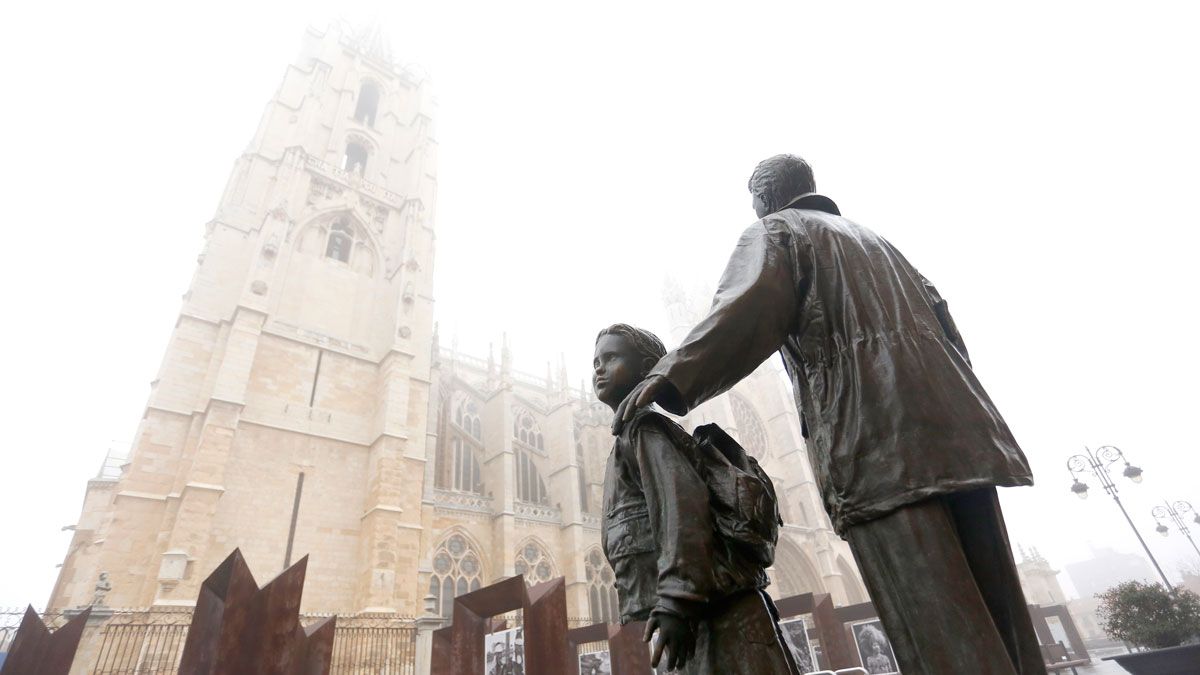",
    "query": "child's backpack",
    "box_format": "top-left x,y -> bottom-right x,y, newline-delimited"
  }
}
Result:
663,420 -> 782,567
